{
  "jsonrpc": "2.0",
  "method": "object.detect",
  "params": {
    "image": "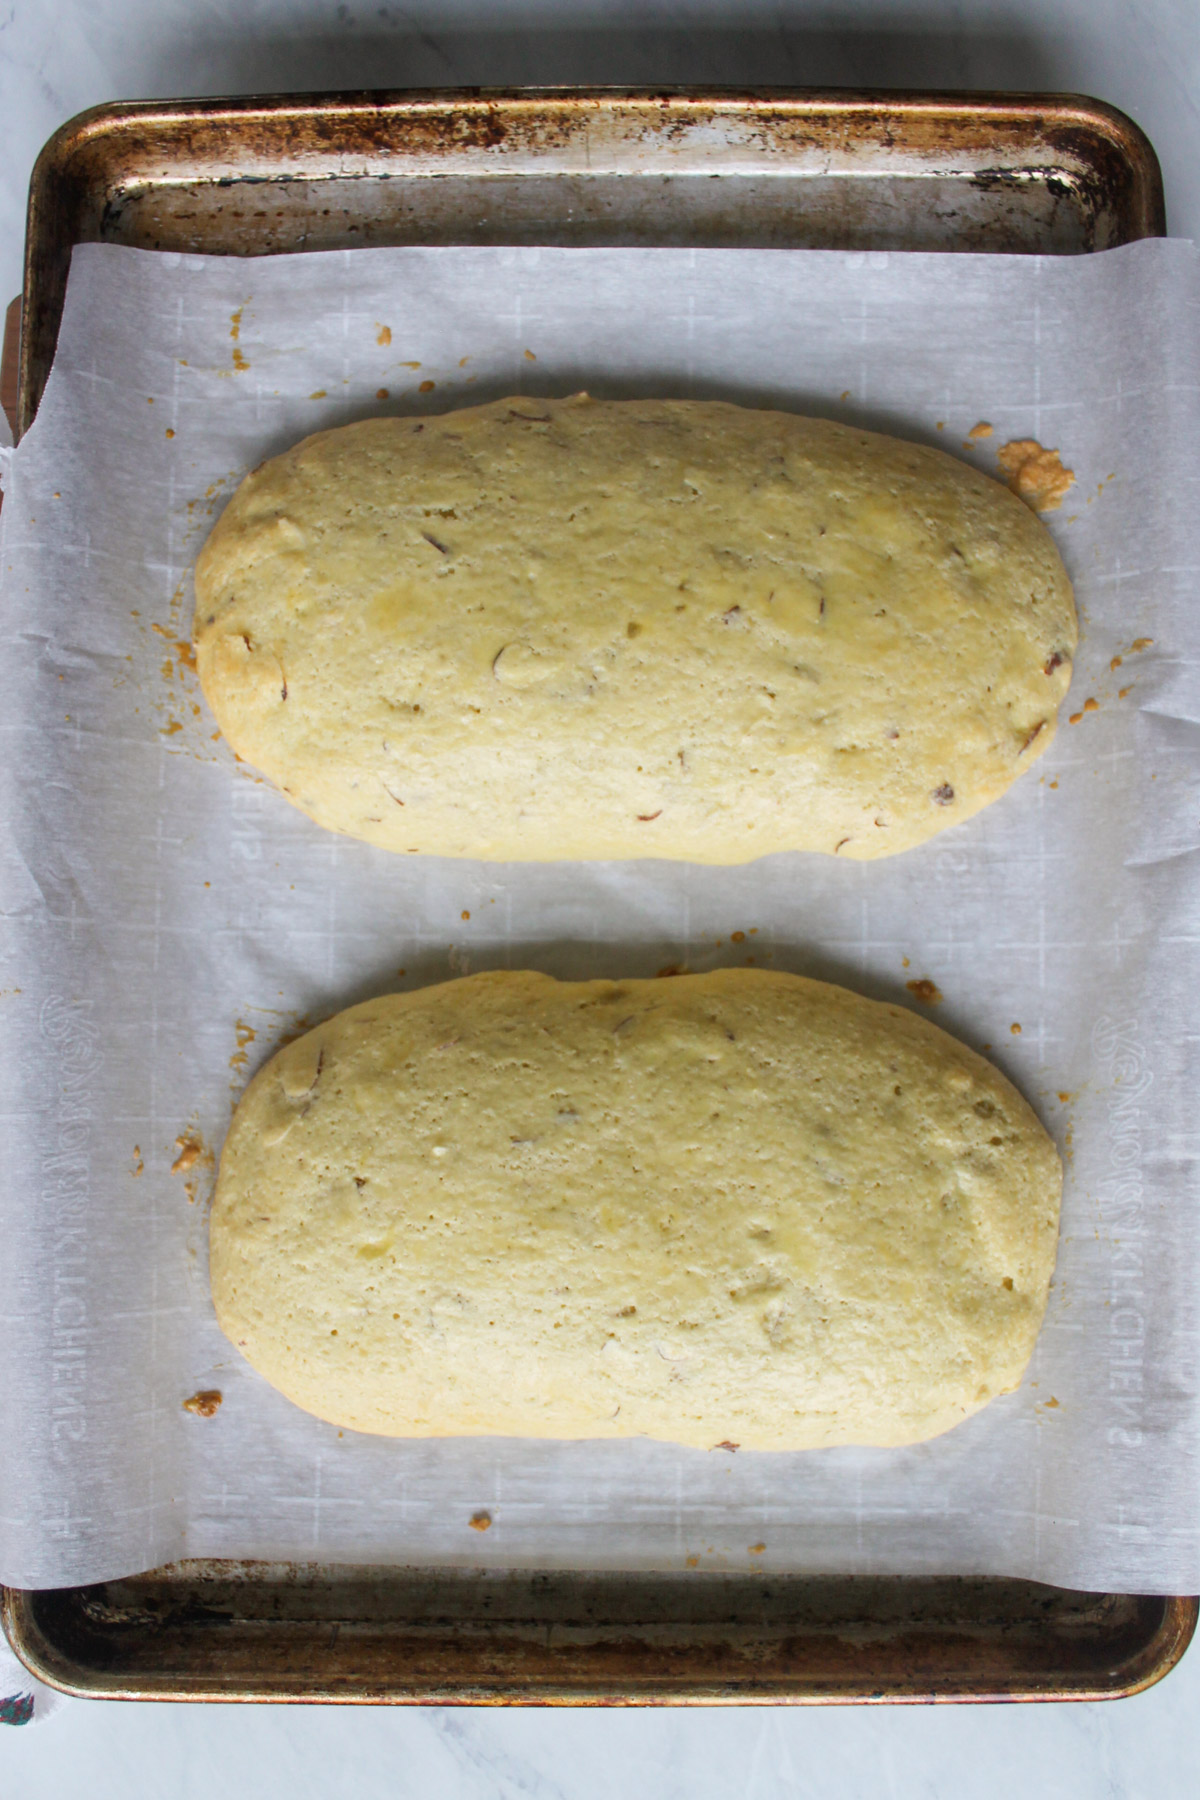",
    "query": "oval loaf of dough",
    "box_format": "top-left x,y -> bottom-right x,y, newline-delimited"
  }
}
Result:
194,396 -> 1076,863
210,968 -> 1063,1449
